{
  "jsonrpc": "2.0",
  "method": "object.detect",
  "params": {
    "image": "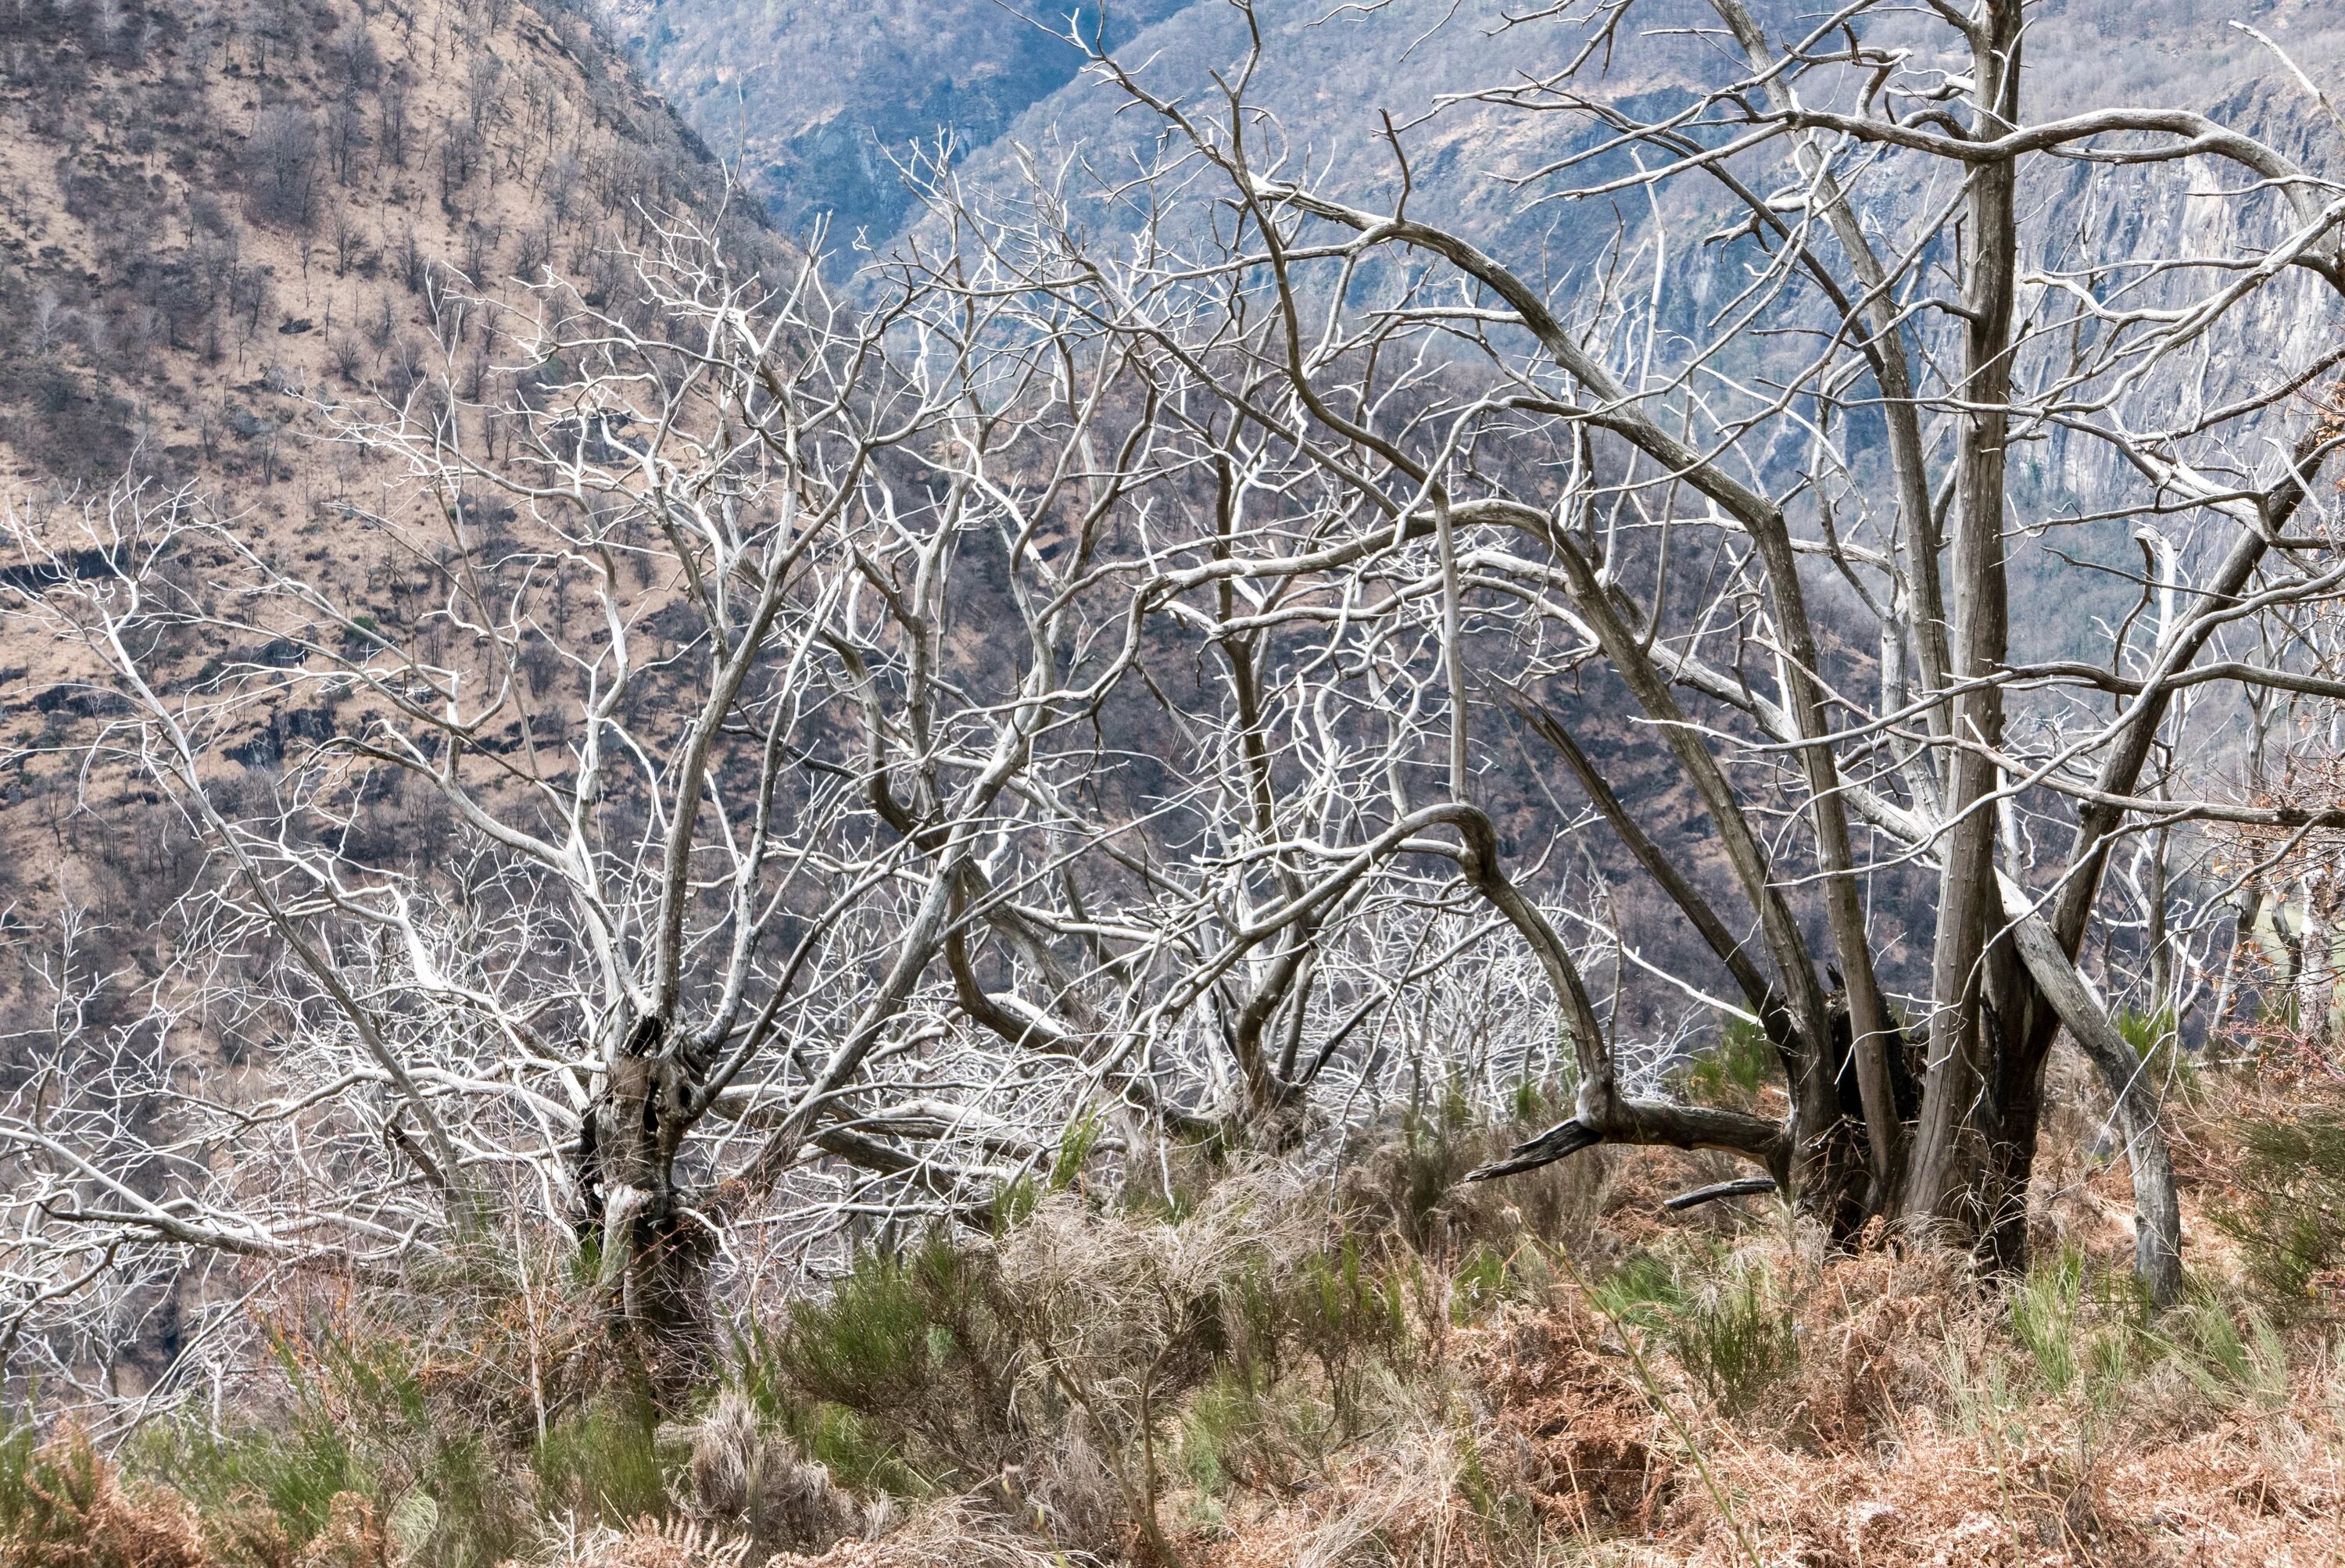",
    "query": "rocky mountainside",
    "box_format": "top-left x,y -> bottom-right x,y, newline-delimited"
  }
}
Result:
625,0 -> 2345,575
927,0 -> 2345,658
603,0 -> 1190,243
608,0 -> 2345,266
0,0 -> 761,1016
0,0 -> 750,503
